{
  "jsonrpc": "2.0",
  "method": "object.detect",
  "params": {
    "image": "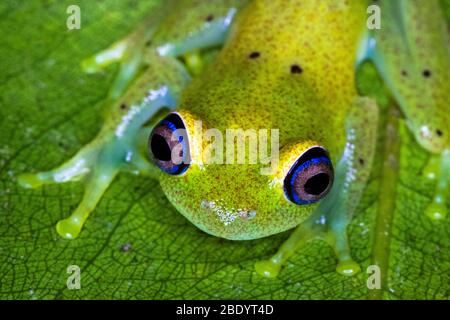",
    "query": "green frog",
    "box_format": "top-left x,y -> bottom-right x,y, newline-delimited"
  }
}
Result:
18,0 -> 449,277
